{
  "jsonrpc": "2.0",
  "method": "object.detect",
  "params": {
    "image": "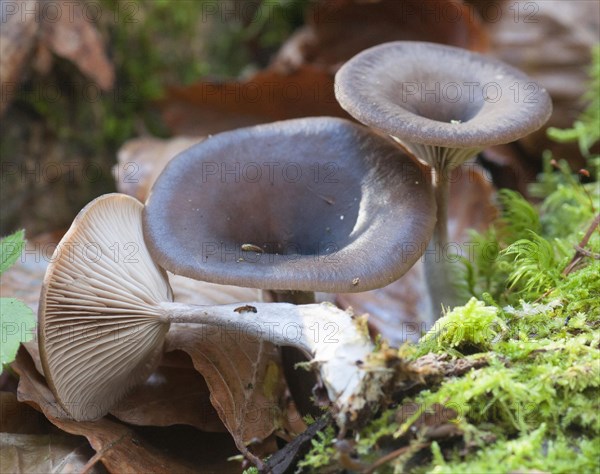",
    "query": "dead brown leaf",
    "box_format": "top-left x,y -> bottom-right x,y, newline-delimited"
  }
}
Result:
165,325 -> 292,462
160,274 -> 294,460
110,365 -> 225,433
23,341 -> 43,375
271,0 -> 488,73
12,346 -> 200,474
484,0 -> 600,168
0,392 -> 49,434
162,66 -> 347,136
337,164 -> 497,345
